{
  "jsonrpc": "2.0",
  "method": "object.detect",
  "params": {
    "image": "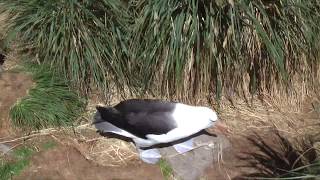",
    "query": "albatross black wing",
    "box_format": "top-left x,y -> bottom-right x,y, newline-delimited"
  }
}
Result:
95,99 -> 178,139
114,99 -> 177,114
123,111 -> 177,138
